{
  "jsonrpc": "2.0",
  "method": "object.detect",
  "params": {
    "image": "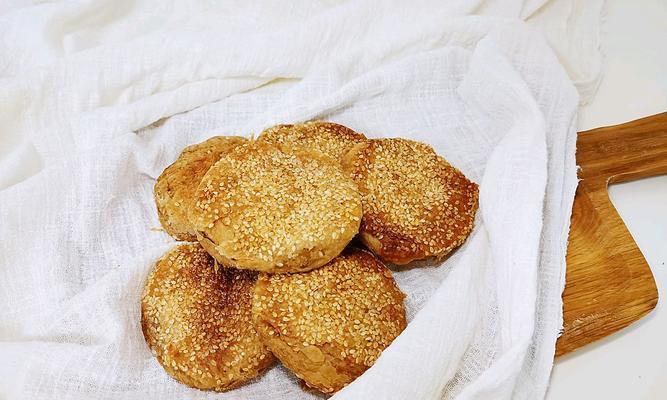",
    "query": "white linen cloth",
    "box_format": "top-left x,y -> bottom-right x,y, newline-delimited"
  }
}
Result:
0,1 -> 603,399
